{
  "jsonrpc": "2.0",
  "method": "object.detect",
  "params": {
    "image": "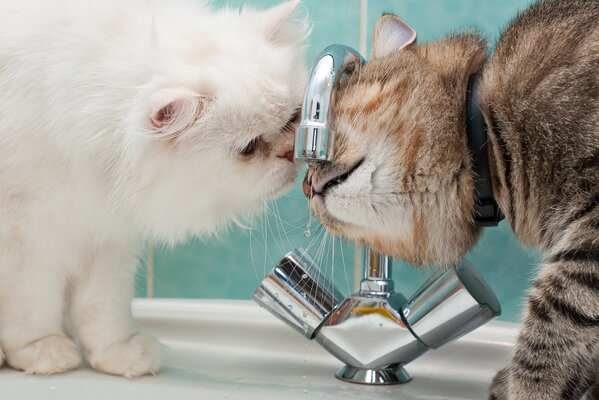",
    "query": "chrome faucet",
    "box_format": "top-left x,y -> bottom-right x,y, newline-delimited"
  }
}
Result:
254,44 -> 500,385
254,248 -> 501,385
294,44 -> 364,163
